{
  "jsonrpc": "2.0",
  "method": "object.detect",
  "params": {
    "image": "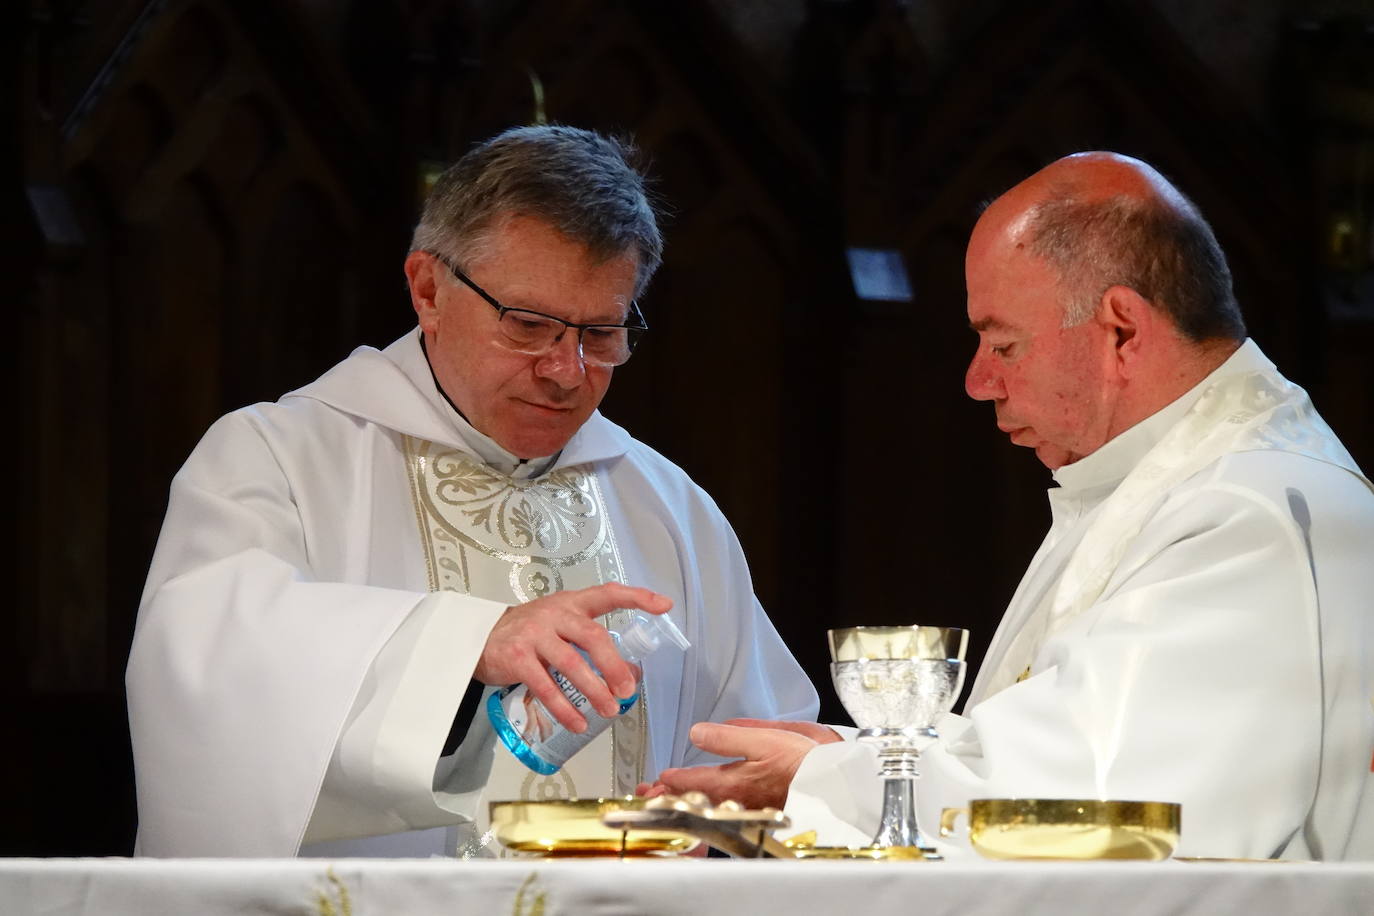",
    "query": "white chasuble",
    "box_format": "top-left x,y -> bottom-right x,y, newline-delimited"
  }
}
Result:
403,436 -> 648,816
